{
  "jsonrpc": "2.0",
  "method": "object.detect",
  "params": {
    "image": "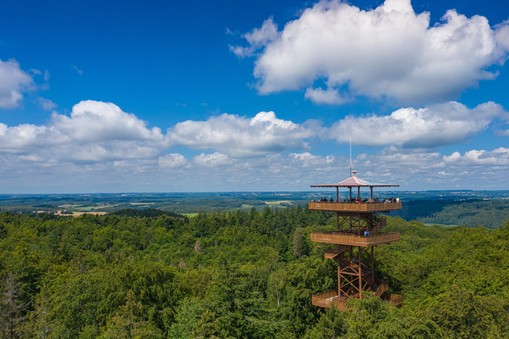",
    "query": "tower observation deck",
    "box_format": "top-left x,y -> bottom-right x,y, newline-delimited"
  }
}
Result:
309,171 -> 402,309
